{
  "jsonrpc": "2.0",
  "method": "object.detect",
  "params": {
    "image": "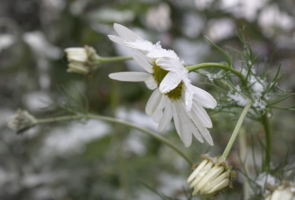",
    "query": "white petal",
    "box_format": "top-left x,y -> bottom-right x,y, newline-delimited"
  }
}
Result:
171,102 -> 181,137
152,95 -> 166,123
145,89 -> 161,115
133,54 -> 153,73
187,160 -> 208,183
155,57 -> 175,71
201,129 -> 213,146
108,35 -> 125,46
193,86 -> 217,109
114,23 -> 140,42
158,98 -> 173,132
109,72 -> 151,82
152,107 -> 163,123
175,101 -> 192,147
191,125 -> 204,143
159,72 -> 182,93
189,108 -> 213,145
192,103 -> 213,128
184,84 -> 194,111
145,76 -> 157,90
